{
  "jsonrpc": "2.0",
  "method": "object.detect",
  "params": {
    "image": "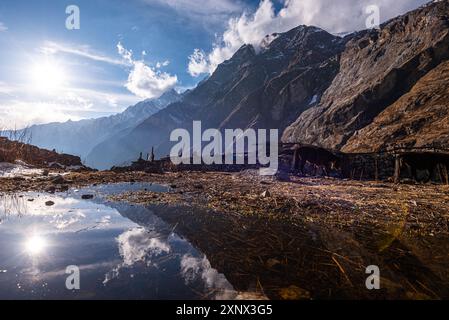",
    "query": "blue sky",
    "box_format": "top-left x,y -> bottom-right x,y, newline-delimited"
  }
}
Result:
0,0 -> 428,128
